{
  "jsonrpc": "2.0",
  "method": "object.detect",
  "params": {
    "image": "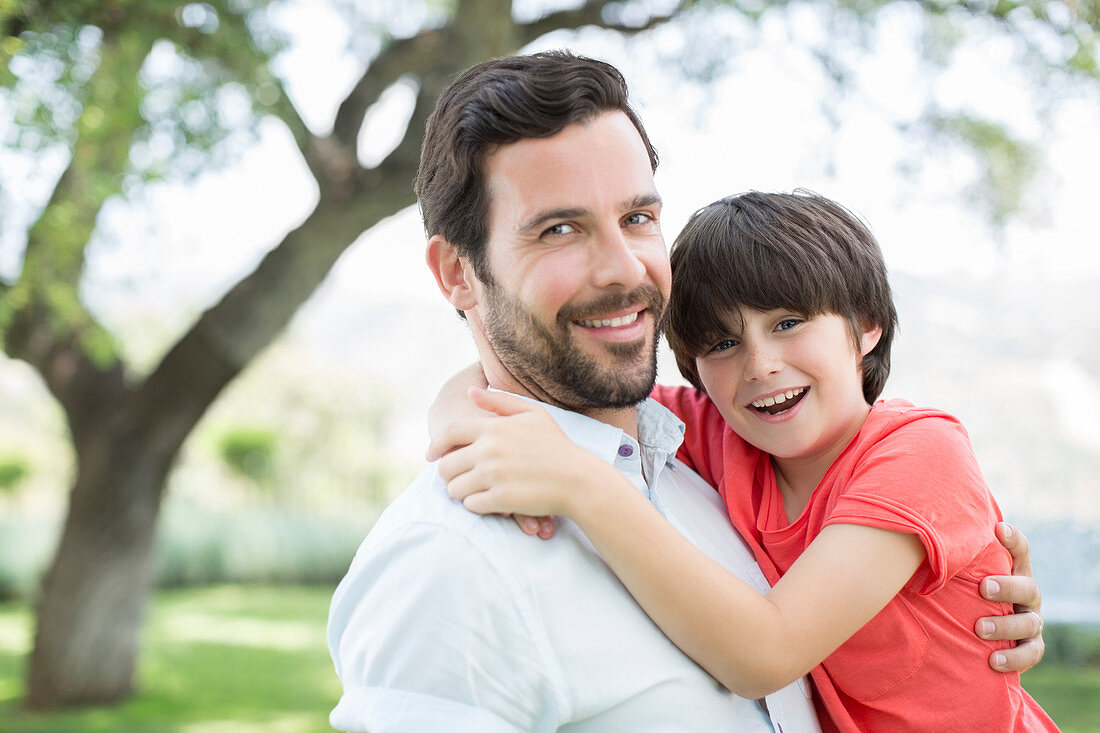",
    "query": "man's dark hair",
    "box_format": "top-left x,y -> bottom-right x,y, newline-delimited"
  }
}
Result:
415,50 -> 658,283
666,191 -> 898,404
